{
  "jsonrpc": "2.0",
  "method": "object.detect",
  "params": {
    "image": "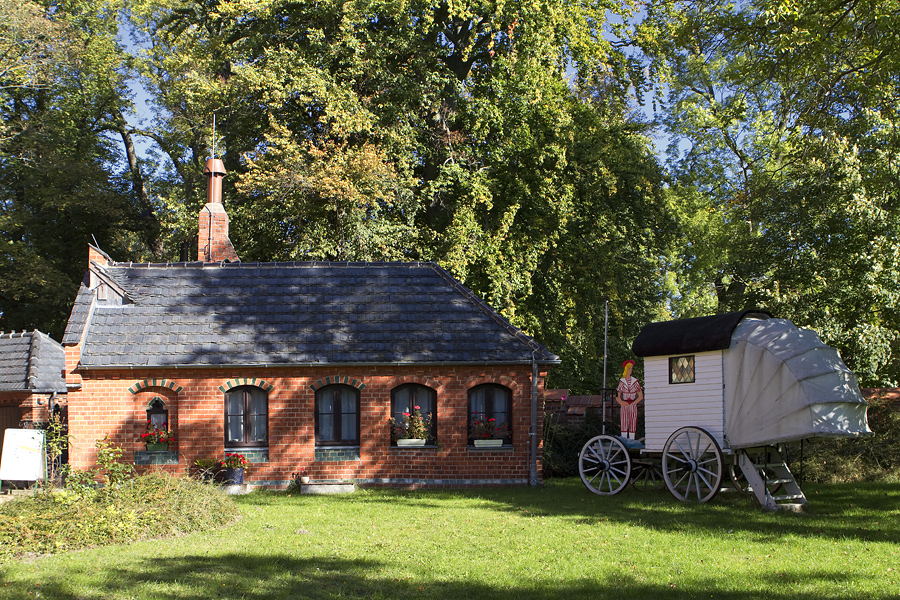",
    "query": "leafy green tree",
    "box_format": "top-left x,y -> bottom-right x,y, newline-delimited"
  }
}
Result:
639,0 -> 900,385
0,0 -> 158,338
125,0 -> 673,389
